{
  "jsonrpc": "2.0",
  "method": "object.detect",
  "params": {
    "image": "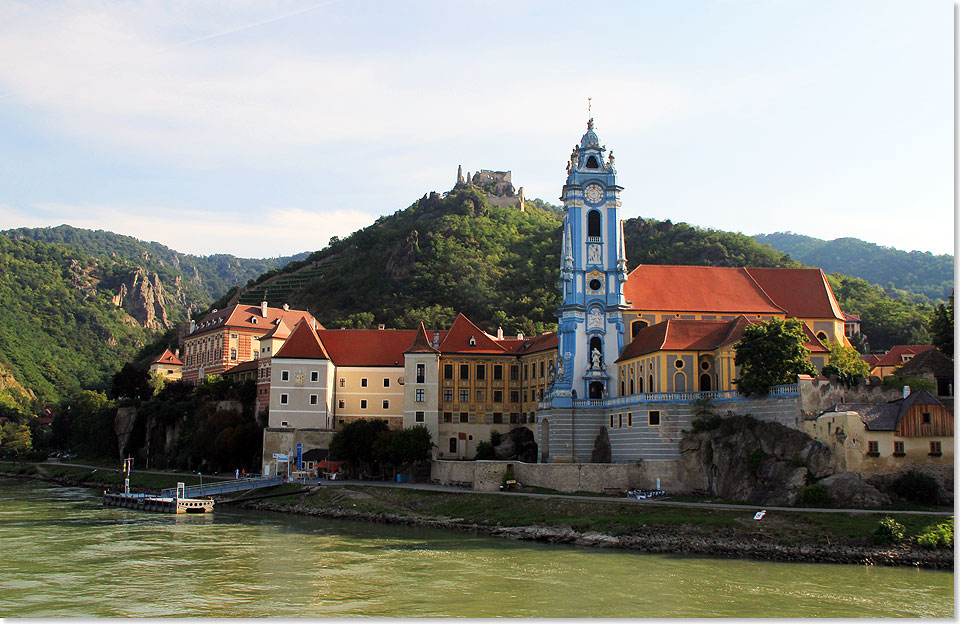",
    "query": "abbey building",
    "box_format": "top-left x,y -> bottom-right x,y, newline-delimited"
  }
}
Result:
238,117 -> 903,472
